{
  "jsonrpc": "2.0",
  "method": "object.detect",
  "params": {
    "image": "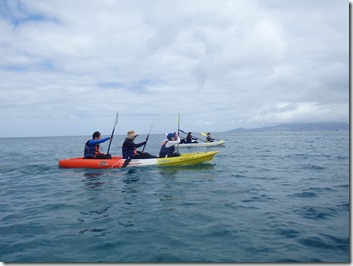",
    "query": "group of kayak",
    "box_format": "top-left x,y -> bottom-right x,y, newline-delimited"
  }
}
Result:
58,113 -> 225,169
